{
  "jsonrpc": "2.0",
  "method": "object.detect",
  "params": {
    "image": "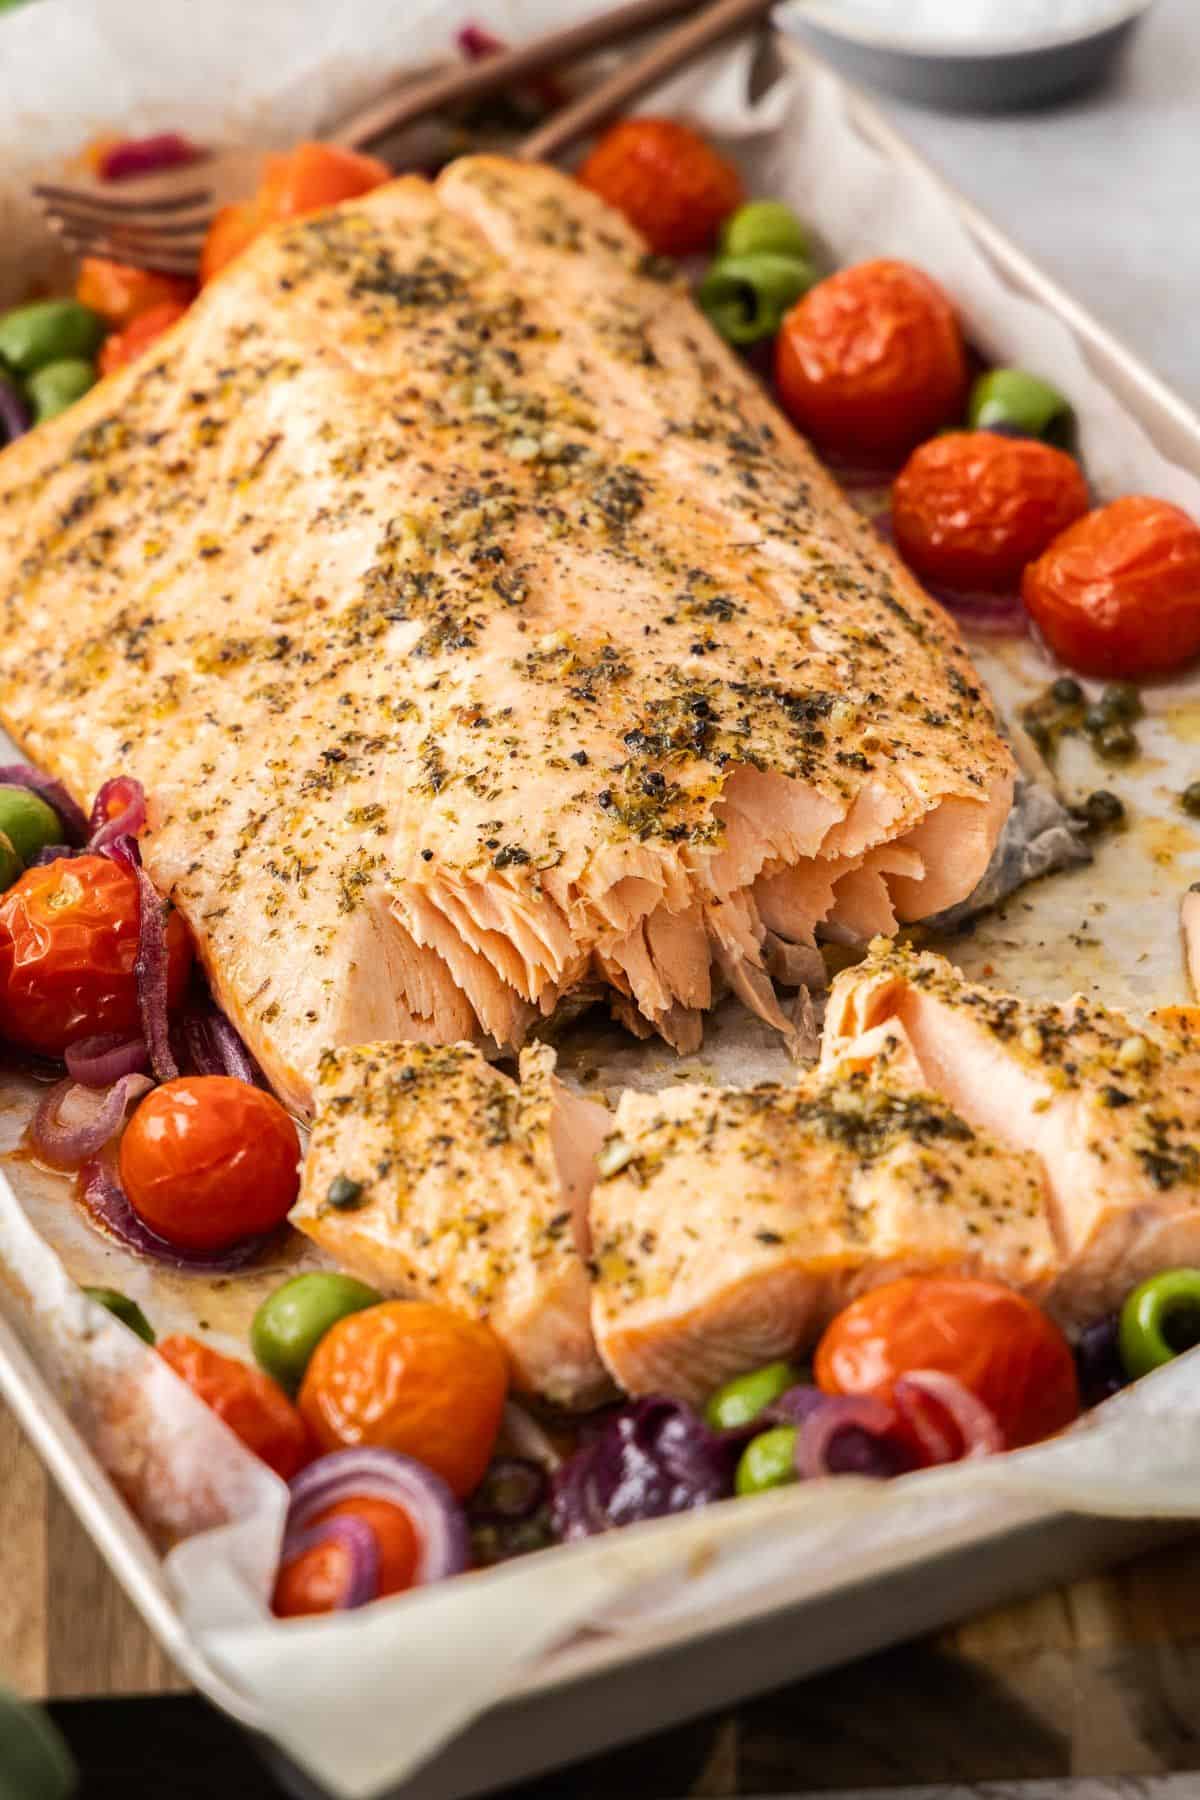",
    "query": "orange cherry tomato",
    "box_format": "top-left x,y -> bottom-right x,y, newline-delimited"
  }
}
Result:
0,854 -> 190,1058
200,199 -> 266,284
578,117 -> 743,257
199,142 -> 390,285
76,257 -> 195,330
98,301 -> 189,376
119,1075 -> 300,1252
1022,494 -> 1200,678
298,1301 -> 508,1499
158,1333 -> 310,1480
775,259 -> 968,462
272,1496 -> 419,1617
815,1276 -> 1079,1456
892,431 -> 1090,593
